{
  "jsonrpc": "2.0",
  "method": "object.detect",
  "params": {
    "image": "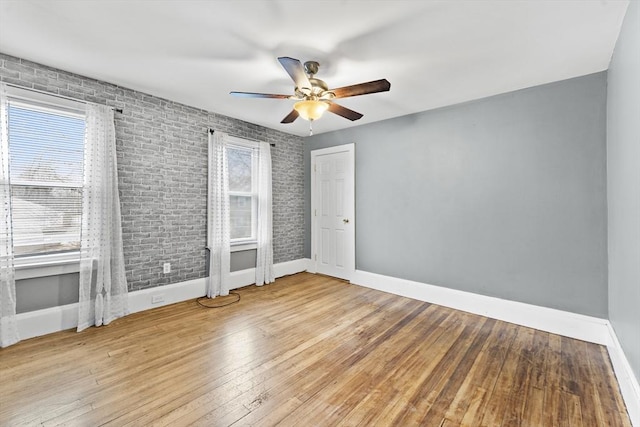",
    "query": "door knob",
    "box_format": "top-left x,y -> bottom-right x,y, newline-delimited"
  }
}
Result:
343,218 -> 349,224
